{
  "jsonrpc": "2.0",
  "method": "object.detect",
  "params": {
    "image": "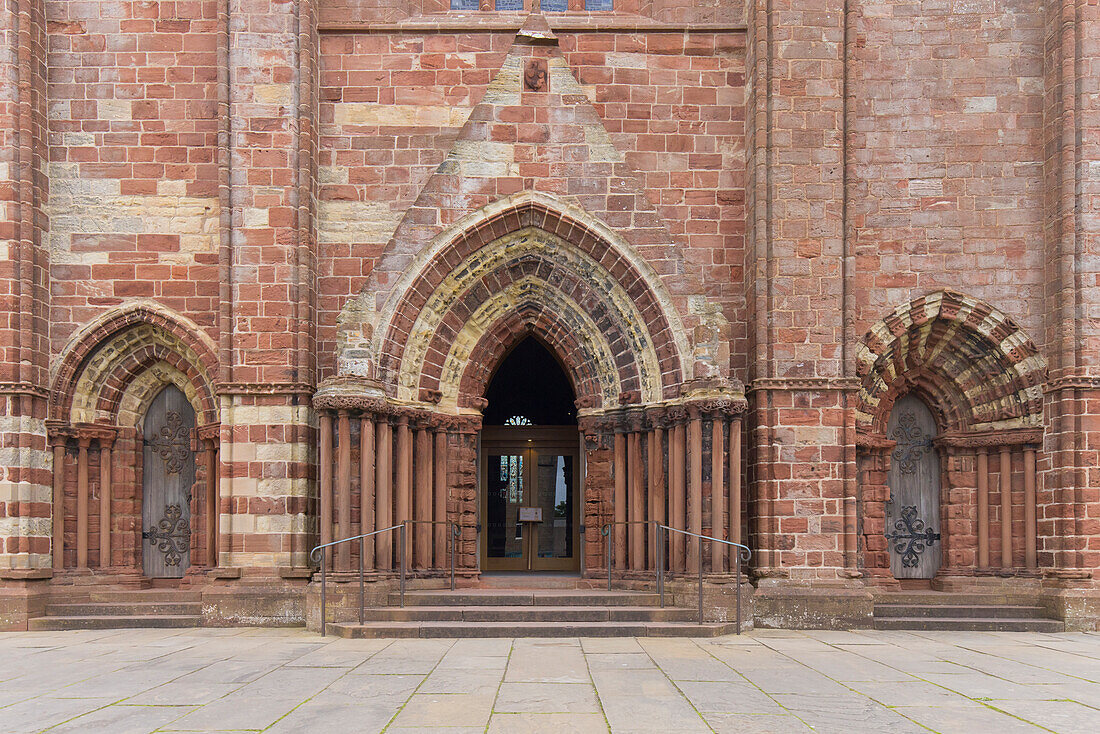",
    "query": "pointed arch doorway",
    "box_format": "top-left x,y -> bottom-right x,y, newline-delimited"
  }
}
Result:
479,337 -> 581,572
